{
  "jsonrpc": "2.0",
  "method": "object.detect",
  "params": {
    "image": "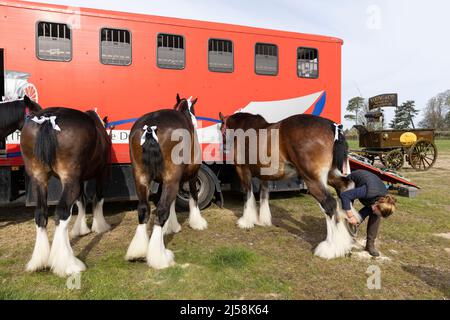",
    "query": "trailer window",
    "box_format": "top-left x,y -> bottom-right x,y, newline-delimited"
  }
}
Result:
157,34 -> 185,69
100,28 -> 132,66
297,48 -> 318,79
255,43 -> 278,76
36,22 -> 72,62
208,39 -> 233,73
